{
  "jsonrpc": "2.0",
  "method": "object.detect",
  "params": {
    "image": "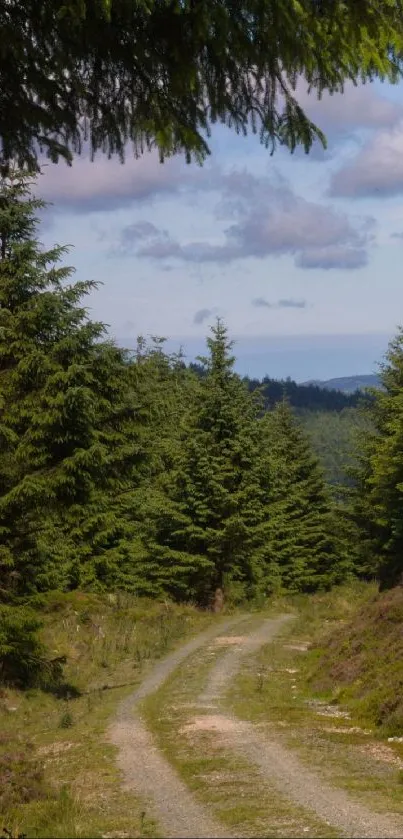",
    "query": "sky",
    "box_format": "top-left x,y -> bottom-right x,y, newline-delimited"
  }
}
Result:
35,77 -> 403,382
